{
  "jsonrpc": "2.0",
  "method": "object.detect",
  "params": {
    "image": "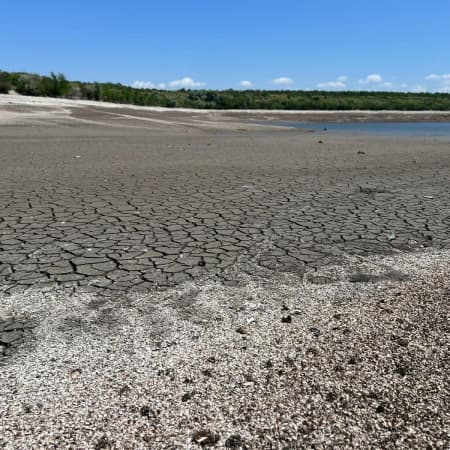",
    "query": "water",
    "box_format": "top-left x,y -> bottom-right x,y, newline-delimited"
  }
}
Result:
268,121 -> 450,138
